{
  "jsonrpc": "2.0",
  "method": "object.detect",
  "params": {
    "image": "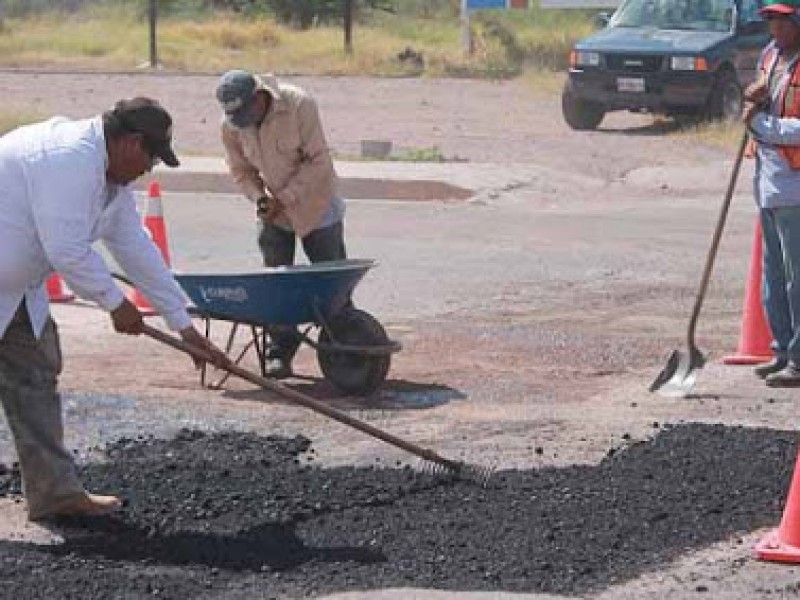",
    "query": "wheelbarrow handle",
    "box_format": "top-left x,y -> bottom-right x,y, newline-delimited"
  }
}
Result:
140,324 -> 452,467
